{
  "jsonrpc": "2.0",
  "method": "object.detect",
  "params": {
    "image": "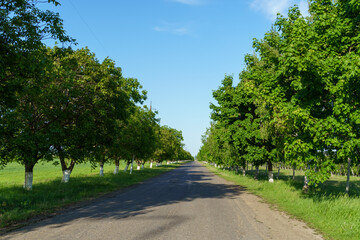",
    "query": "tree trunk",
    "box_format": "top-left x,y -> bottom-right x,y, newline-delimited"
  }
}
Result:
114,159 -> 120,174
235,166 -> 239,174
130,155 -> 134,174
292,167 -> 296,180
303,164 -> 310,192
268,161 -> 274,183
346,158 -> 351,194
99,162 -> 104,176
254,166 -> 259,180
141,163 -> 144,169
167,161 -> 170,165
150,161 -> 153,168
60,158 -> 75,183
62,170 -> 71,183
277,162 -> 281,179
137,165 -> 141,170
124,162 -> 130,172
24,163 -> 35,190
